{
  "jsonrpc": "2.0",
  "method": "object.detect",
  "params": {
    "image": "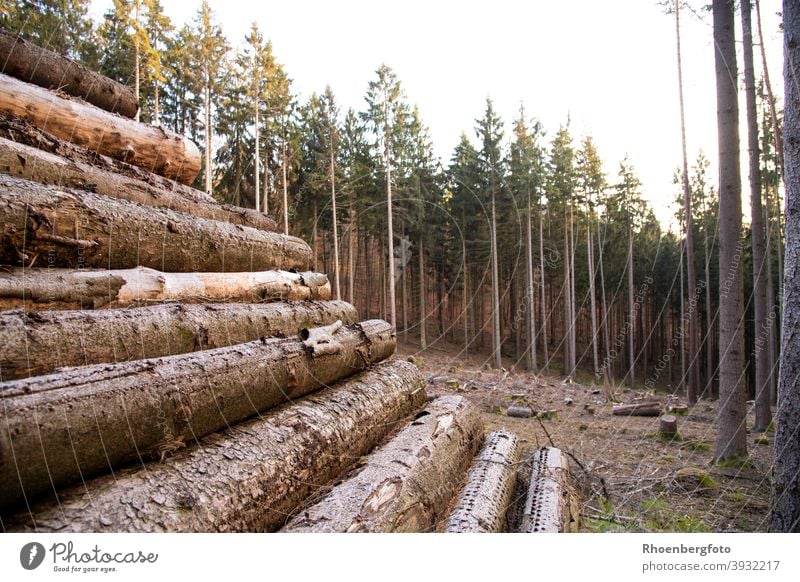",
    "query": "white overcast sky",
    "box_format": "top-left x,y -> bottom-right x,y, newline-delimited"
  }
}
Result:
92,0 -> 785,228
